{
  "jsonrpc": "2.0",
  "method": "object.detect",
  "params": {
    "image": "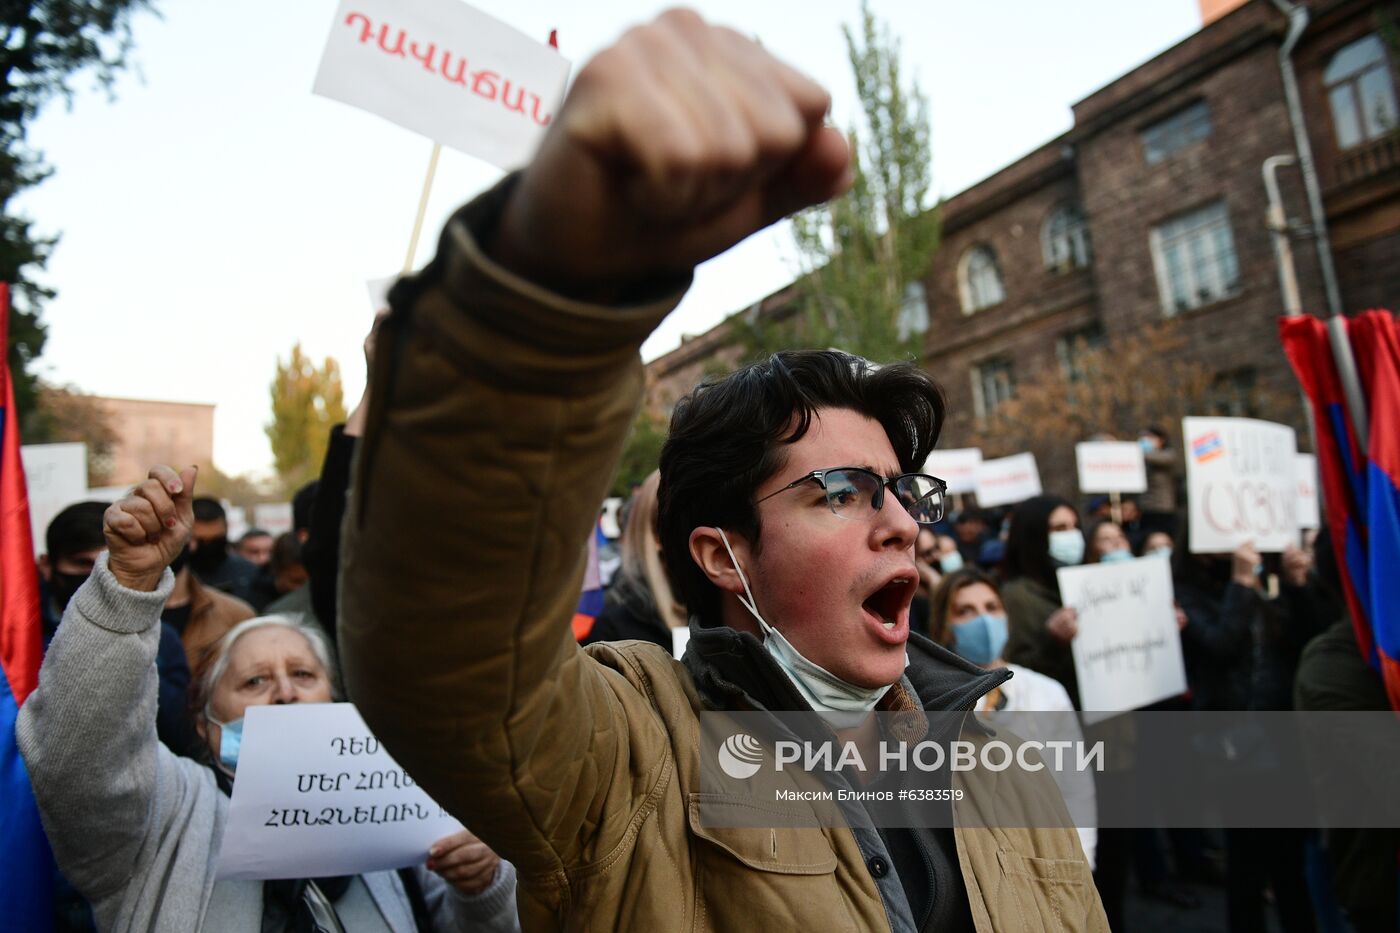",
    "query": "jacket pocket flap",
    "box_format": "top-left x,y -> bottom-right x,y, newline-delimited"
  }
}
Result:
995,848 -> 1094,885
687,794 -> 838,875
